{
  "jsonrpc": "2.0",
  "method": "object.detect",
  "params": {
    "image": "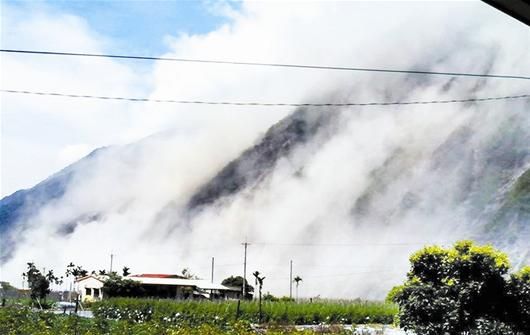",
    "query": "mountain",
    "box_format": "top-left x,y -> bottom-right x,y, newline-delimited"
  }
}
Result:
1,98 -> 529,297
187,107 -> 339,212
0,148 -> 108,262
